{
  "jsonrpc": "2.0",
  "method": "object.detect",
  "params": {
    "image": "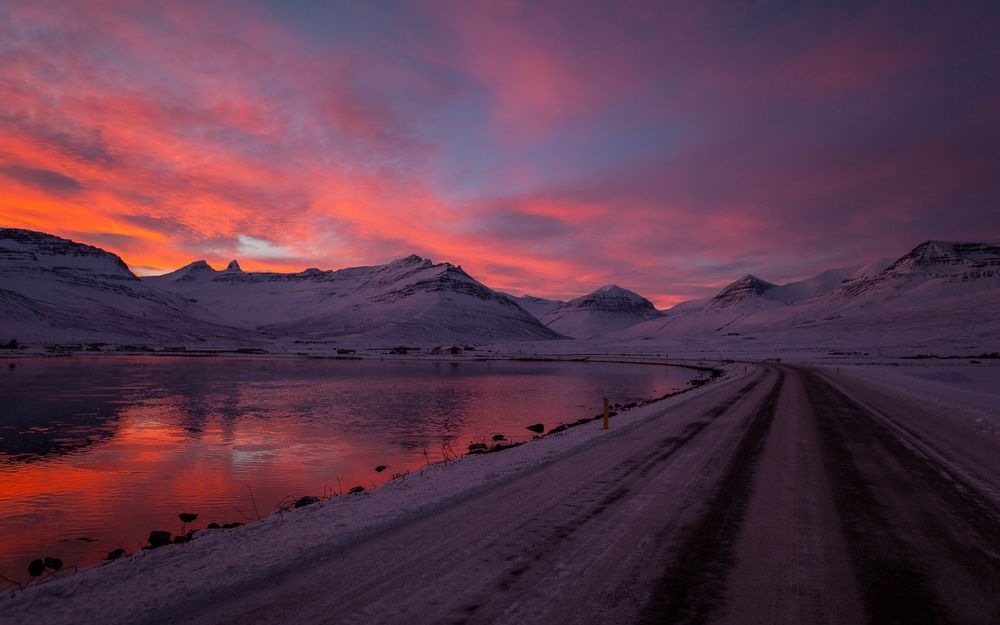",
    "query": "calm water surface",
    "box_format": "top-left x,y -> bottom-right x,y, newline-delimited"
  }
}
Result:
0,355 -> 698,584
